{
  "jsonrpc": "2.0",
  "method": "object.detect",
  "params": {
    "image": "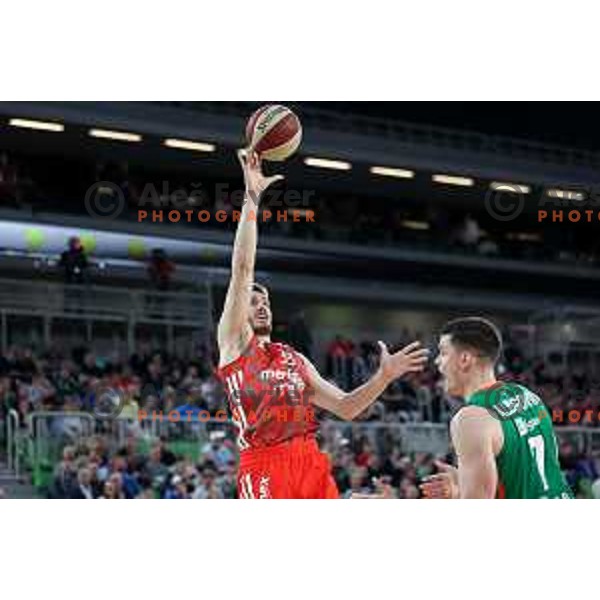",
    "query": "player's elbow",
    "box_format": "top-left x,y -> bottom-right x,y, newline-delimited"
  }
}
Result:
336,407 -> 354,421
461,473 -> 497,499
481,477 -> 498,499
314,393 -> 355,421
337,397 -> 360,421
463,485 -> 496,500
